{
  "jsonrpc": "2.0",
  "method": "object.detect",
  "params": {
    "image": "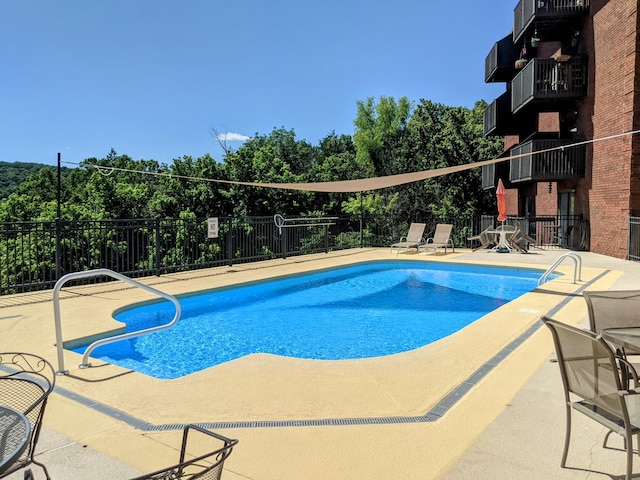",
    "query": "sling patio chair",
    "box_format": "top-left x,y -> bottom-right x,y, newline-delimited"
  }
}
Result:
419,224 -> 454,255
390,222 -> 426,254
542,316 -> 640,480
507,225 -> 539,253
583,290 -> 640,334
467,227 -> 496,251
130,425 -> 238,480
0,352 -> 55,480
583,290 -> 640,361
